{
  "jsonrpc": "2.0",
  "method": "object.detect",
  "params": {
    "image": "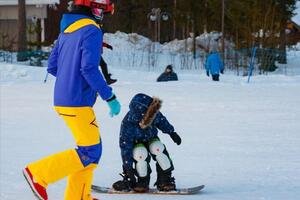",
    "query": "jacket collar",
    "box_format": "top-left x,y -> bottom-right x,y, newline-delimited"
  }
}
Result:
60,13 -> 98,33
